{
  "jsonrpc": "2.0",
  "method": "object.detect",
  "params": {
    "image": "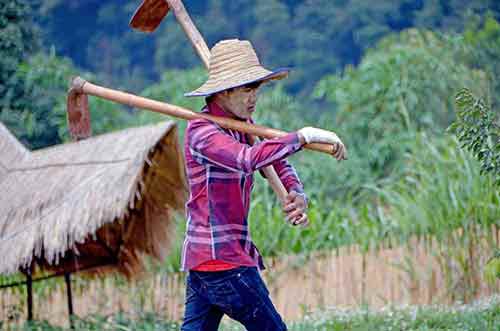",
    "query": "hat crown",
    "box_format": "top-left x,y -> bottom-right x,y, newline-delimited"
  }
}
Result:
185,39 -> 289,97
208,39 -> 261,80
